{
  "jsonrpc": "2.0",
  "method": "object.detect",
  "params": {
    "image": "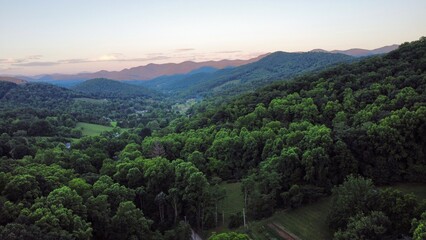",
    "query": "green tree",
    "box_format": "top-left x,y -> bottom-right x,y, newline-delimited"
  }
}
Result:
334,211 -> 390,240
328,175 -> 378,230
24,200 -> 92,240
111,201 -> 155,240
68,178 -> 92,200
3,174 -> 41,204
412,212 -> 426,240
86,194 -> 111,239
46,186 -> 87,218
